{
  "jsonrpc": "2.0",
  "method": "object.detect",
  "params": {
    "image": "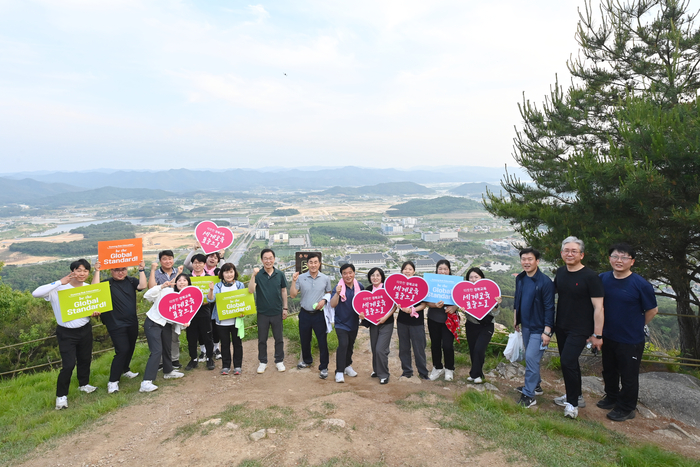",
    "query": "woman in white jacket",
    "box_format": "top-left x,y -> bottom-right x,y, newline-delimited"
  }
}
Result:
140,272 -> 188,392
